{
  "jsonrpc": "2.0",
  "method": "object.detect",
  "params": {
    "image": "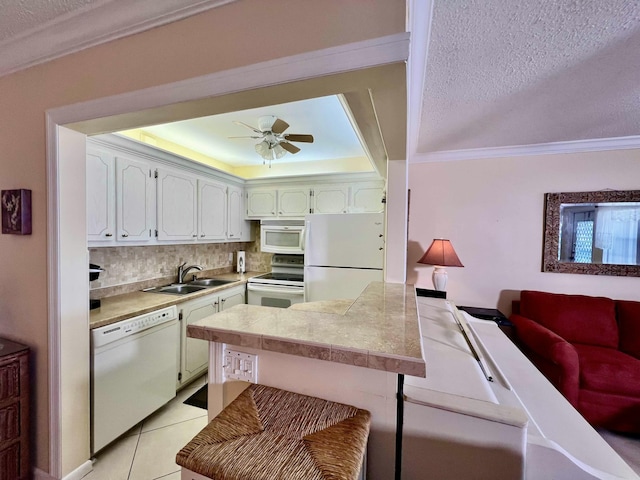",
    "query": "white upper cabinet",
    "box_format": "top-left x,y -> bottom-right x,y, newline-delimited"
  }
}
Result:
350,182 -> 385,213
156,167 -> 198,241
227,185 -> 245,240
115,155 -> 155,242
312,184 -> 349,214
245,180 -> 384,219
246,188 -> 277,218
278,187 -> 311,217
198,179 -> 227,241
87,147 -> 115,242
